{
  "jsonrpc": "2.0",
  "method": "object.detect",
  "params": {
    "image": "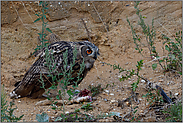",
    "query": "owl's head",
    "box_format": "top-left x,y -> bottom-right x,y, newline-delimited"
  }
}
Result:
78,41 -> 99,69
